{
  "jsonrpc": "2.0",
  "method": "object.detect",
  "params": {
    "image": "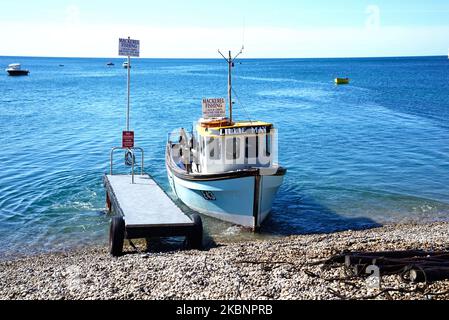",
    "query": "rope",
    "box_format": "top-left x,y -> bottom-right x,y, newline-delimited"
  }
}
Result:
232,87 -> 253,123
128,239 -> 144,254
310,250 -> 449,300
327,287 -> 427,300
305,268 -> 428,300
